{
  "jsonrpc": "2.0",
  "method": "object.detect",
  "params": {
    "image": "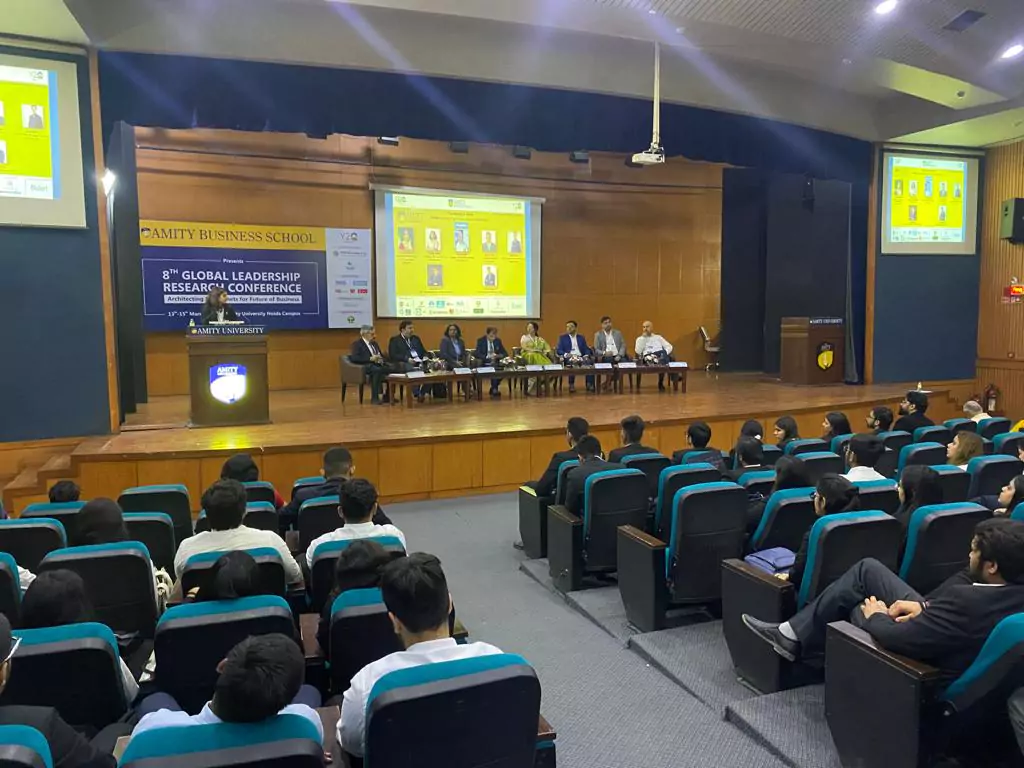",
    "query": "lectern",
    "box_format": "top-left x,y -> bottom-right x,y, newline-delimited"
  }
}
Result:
186,326 -> 270,427
780,317 -> 845,385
